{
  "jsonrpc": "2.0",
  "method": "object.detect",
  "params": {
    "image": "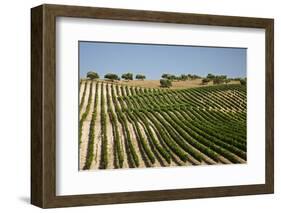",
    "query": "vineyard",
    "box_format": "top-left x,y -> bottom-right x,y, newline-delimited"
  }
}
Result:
79,81 -> 247,170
